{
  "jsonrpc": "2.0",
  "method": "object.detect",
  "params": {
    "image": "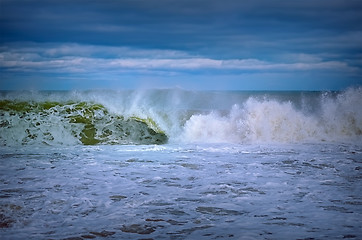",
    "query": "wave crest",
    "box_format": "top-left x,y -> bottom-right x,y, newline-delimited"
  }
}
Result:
0,101 -> 167,146
183,88 -> 362,143
1,88 -> 361,145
